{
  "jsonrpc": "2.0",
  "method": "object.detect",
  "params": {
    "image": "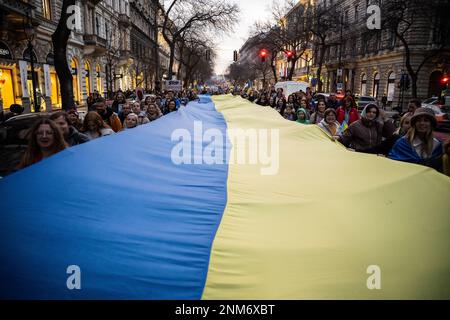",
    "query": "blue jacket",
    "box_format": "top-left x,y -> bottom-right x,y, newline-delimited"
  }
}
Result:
388,136 -> 443,172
